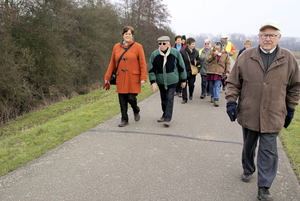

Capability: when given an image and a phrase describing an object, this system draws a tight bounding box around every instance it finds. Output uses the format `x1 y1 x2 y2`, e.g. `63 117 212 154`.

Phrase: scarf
159 47 171 70
159 47 171 89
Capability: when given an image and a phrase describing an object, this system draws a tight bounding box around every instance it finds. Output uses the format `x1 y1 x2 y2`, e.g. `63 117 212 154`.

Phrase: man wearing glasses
225 20 300 200
148 36 187 127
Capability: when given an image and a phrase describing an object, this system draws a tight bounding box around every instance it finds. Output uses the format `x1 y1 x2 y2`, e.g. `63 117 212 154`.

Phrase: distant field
293 52 300 65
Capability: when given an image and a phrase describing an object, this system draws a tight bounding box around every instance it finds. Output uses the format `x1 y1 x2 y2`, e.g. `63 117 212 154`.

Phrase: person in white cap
148 36 187 127
225 20 300 201
220 33 236 57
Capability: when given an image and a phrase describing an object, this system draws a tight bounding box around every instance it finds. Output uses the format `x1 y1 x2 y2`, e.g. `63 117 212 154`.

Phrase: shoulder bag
186 51 198 75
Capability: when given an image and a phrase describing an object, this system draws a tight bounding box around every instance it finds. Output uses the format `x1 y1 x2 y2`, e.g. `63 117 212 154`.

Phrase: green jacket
148 48 187 89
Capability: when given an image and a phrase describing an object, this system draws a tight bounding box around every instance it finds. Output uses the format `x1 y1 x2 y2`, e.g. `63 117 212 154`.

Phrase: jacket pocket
131 70 141 84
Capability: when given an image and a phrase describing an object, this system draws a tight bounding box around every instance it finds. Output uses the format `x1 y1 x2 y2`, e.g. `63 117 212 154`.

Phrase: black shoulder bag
110 42 135 85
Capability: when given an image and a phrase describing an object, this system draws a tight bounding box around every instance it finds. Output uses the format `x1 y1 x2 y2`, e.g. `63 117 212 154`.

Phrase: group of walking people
104 20 300 201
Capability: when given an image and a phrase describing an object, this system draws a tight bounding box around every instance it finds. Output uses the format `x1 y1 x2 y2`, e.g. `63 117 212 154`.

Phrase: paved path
1 65 300 200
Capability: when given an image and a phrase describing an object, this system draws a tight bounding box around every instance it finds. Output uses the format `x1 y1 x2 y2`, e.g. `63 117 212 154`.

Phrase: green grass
279 104 300 182
0 82 155 177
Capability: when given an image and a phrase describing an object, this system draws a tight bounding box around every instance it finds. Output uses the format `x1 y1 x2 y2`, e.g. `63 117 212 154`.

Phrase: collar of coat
185 46 196 54
250 45 286 71
120 40 134 48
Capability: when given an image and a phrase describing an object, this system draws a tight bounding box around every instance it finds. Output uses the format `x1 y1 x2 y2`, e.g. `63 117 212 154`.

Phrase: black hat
182 35 186 40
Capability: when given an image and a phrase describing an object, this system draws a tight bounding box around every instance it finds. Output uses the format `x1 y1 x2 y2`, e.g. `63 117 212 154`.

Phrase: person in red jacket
104 26 147 127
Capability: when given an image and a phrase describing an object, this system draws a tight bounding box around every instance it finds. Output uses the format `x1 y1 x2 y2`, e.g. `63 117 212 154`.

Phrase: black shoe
134 113 140 121
118 120 128 127
200 95 205 99
181 100 187 104
257 187 273 201
241 172 252 182
189 95 193 100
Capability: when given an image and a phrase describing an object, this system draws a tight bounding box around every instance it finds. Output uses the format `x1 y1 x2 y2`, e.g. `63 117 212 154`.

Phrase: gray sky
163 0 300 38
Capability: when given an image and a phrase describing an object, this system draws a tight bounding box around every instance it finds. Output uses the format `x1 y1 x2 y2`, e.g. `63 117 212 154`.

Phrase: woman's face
214 45 221 52
188 42 195 49
123 30 133 43
204 42 211 49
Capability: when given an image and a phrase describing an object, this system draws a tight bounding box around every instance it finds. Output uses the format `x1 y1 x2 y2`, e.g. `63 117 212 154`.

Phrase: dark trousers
158 86 176 122
118 93 140 121
176 80 182 94
200 74 207 96
242 127 279 188
182 75 196 101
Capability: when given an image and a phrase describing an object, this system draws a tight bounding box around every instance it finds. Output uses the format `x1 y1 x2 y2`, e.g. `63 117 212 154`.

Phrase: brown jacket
105 41 147 93
225 45 300 133
205 50 230 75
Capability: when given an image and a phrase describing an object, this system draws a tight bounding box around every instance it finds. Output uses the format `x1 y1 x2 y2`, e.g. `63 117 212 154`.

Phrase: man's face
245 44 251 49
175 38 182 46
221 38 228 44
158 41 170 51
259 27 281 52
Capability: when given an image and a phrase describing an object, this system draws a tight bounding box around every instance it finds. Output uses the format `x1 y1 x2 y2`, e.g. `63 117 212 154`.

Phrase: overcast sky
162 0 300 38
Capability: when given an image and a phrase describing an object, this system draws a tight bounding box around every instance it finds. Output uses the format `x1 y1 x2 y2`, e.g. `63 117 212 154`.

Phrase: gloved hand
190 59 195 65
226 101 237 122
102 82 110 90
284 106 295 128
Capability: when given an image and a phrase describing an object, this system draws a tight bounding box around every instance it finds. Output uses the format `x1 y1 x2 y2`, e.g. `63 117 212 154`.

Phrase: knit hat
182 35 186 40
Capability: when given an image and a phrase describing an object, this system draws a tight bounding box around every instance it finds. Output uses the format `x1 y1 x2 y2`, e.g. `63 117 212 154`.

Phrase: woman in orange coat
104 26 147 127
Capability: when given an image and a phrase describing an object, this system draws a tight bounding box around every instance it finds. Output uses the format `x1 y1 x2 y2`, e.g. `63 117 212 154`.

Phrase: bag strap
114 42 135 74
186 51 193 66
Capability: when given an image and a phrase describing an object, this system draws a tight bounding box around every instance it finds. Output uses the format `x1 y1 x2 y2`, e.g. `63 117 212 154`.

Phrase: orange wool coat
105 41 147 94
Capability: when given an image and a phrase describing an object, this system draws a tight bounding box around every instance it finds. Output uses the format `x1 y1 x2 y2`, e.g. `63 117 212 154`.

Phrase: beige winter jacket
225 45 300 133
205 50 230 75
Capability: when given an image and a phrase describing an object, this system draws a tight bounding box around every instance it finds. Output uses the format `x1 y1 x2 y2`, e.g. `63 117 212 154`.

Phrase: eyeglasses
204 43 210 45
260 34 280 39
158 42 168 45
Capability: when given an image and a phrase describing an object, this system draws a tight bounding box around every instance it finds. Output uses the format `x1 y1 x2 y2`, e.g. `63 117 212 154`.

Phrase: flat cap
260 20 280 31
157 36 170 41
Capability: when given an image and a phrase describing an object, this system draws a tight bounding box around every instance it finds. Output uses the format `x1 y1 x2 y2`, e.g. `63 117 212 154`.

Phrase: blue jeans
209 80 221 99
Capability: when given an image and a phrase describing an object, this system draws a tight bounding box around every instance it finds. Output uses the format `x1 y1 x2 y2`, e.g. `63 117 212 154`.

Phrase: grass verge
0 82 155 177
279 104 300 182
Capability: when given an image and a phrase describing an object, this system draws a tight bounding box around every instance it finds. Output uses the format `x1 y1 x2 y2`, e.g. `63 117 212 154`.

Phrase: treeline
194 33 300 52
0 0 173 124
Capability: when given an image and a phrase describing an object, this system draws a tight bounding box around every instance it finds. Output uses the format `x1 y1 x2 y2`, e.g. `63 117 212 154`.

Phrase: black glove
226 101 237 122
284 106 295 128
190 59 195 65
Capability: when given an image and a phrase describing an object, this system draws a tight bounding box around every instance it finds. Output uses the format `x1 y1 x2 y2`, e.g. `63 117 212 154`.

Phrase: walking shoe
157 117 164 122
118 120 128 127
181 100 187 104
178 93 182 97
189 95 193 100
222 86 226 91
210 96 214 103
200 95 205 99
257 187 273 201
164 121 170 127
214 99 219 107
241 172 252 182
134 113 140 121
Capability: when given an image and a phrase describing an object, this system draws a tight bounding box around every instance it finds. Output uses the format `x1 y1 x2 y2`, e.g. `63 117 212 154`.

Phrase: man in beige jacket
225 20 300 201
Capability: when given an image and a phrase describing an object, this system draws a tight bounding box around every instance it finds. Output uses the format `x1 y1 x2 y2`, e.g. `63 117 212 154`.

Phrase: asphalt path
1 58 300 200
